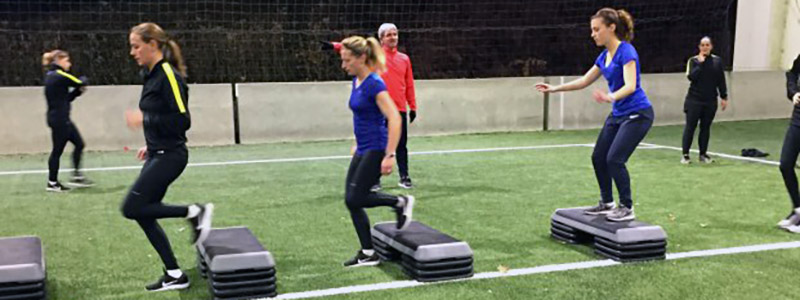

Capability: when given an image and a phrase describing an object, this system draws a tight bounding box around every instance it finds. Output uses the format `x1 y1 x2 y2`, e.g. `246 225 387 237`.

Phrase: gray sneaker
606 206 635 222
584 201 616 215
680 155 691 165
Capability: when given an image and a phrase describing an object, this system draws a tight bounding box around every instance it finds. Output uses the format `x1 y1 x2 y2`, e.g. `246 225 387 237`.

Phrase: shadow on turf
383 184 513 202
68 185 127 195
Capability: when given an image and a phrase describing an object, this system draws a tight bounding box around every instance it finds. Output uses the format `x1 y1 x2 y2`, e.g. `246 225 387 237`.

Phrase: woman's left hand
381 156 395 175
592 89 613 103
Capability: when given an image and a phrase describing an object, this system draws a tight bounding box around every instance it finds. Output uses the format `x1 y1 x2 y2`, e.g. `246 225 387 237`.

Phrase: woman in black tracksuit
122 22 213 292
42 50 93 192
777 54 800 233
681 37 728 164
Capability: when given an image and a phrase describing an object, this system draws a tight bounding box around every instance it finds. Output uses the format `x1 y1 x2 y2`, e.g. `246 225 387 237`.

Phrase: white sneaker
777 212 800 229
680 156 691 165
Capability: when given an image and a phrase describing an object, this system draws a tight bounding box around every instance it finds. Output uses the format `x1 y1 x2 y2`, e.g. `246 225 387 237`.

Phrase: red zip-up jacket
380 46 417 112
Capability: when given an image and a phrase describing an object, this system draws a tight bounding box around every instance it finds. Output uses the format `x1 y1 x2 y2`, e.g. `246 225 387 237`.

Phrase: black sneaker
398 177 413 189
394 195 415 230
46 181 70 192
145 269 190 292
68 175 95 188
342 250 380 267
606 206 636 222
188 203 214 246
370 183 382 192
584 201 615 215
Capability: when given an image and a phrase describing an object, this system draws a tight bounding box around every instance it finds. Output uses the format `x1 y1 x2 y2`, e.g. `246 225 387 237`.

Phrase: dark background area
0 0 737 86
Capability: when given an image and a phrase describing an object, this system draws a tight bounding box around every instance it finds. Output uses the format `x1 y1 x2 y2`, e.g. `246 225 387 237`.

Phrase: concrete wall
236 77 544 144
548 71 791 130
0 73 792 154
0 84 233 155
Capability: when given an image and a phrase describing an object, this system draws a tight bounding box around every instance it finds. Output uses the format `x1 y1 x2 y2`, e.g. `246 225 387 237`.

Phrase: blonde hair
341 36 386 72
42 49 68 70
130 22 187 77
592 8 635 42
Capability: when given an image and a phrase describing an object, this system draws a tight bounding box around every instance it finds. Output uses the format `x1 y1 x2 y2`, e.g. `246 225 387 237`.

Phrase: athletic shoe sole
146 282 190 292
45 187 69 193
607 214 636 222
194 203 214 247
344 260 381 268
399 196 415 231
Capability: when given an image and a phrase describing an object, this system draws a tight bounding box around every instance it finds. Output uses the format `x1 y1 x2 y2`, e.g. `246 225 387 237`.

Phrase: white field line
0 143 595 176
273 241 800 299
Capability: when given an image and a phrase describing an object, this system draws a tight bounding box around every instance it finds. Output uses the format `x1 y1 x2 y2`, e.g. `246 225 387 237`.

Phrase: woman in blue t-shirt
337 36 415 267
536 8 654 222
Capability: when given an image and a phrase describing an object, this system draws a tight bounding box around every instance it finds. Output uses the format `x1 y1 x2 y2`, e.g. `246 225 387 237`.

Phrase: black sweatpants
48 122 85 181
682 103 717 156
121 148 189 270
780 124 800 209
592 107 654 209
345 151 400 250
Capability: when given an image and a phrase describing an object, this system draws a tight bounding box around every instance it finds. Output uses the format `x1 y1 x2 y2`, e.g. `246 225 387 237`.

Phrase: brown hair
340 36 386 72
130 22 187 77
592 8 635 42
42 49 69 70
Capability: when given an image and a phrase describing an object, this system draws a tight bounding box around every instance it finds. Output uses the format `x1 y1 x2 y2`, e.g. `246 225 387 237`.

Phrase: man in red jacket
377 23 417 189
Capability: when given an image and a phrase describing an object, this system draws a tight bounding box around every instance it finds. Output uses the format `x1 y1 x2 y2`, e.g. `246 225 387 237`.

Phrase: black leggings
345 151 400 250
780 124 800 209
121 149 189 270
48 122 84 181
682 104 717 156
398 112 410 177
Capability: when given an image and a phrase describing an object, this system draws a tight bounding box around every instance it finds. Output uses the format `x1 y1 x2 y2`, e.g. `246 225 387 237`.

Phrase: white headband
378 23 398 38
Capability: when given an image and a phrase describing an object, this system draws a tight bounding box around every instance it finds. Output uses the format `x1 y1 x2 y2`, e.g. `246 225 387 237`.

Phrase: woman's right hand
793 93 800 106
350 144 357 156
136 146 148 161
535 83 557 93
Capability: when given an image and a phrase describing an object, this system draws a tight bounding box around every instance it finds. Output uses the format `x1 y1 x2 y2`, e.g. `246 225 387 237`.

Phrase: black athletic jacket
139 59 191 152
43 64 86 127
787 54 800 126
685 54 728 108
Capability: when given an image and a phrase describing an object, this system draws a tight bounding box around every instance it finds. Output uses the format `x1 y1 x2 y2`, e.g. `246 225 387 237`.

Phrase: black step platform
550 207 667 262
197 227 277 300
0 236 46 300
371 221 473 282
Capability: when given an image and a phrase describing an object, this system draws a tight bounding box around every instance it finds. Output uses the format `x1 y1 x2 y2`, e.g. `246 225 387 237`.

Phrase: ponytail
365 37 386 72
164 40 187 77
616 9 635 42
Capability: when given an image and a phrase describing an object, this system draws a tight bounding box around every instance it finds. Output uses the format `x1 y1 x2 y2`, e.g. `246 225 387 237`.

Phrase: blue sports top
349 73 388 155
594 41 652 116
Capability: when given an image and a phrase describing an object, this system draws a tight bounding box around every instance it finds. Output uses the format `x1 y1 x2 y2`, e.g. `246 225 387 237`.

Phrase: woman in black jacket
122 22 214 292
42 49 93 192
681 37 728 164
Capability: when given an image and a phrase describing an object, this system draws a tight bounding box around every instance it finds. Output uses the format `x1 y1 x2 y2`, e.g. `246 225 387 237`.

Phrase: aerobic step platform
371 221 473 282
551 207 667 262
0 236 46 300
197 227 277 300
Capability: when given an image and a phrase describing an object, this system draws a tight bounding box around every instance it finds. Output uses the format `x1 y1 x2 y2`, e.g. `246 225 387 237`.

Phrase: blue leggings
592 107 654 209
